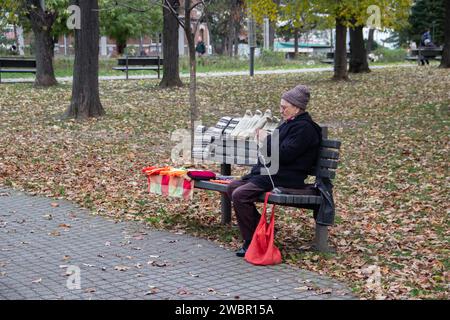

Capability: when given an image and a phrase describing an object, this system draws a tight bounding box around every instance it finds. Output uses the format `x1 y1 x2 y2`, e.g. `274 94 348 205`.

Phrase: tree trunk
333 18 349 81
27 0 57 87
17 26 25 55
227 0 239 57
367 28 375 53
188 37 197 159
349 25 370 73
159 0 183 88
52 36 57 57
139 35 144 55
116 39 127 55
184 0 198 160
66 0 104 119
269 0 281 50
439 0 450 68
294 28 300 59
236 0 244 56
219 41 225 55
269 22 275 50
234 11 242 57
227 16 235 56
13 23 18 51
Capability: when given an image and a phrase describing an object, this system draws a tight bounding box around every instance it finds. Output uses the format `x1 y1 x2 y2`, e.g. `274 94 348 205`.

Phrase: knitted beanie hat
281 85 310 110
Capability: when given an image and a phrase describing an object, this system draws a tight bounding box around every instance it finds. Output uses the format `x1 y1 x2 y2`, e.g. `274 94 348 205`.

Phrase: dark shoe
236 247 247 257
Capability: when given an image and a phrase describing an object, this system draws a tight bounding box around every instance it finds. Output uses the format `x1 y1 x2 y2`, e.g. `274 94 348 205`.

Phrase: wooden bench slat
216 138 341 151
218 138 258 150
113 66 160 71
0 59 37 68
194 180 228 193
315 169 336 179
117 57 163 66
262 193 322 205
319 149 340 160
0 69 36 73
213 154 339 170
212 155 258 165
194 181 323 206
318 159 339 169
215 147 258 158
321 139 341 149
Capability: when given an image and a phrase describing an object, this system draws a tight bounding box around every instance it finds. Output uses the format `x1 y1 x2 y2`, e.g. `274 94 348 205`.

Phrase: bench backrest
117 56 163 66
309 128 341 180
0 58 37 68
196 119 341 181
411 48 443 58
326 52 350 59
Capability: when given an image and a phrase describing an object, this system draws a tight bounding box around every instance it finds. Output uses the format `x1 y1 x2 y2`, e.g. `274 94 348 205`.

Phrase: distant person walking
421 29 432 47
419 29 435 66
195 38 206 57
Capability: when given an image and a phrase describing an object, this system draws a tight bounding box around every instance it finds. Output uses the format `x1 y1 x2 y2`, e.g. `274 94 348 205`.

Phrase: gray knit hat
282 85 310 110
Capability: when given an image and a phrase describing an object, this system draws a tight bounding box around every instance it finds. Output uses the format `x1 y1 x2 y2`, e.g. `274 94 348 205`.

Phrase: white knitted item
230 110 253 137
262 116 281 132
238 110 275 138
237 110 263 138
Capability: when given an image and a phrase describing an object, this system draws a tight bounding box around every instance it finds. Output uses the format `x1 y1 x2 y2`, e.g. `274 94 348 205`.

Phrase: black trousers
226 180 269 241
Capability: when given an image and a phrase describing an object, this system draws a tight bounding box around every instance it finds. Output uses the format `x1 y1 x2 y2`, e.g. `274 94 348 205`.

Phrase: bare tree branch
189 0 204 13
93 0 151 12
192 3 207 36
162 0 185 29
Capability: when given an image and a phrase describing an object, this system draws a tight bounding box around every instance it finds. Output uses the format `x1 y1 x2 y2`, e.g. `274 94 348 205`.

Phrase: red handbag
245 193 282 266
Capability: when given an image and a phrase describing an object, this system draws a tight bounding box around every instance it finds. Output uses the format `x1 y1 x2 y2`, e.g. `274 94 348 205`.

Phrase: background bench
113 56 163 80
407 47 443 63
320 51 350 64
0 58 36 83
193 118 341 252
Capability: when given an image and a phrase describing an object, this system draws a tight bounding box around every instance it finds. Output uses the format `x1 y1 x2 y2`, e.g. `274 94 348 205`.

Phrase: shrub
373 48 407 63
259 50 286 66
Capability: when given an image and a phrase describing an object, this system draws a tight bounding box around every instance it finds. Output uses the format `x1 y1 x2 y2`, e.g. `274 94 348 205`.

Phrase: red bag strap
262 192 270 216
262 192 276 220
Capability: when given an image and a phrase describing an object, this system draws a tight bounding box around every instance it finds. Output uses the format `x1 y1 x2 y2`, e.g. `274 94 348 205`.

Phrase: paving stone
0 187 355 300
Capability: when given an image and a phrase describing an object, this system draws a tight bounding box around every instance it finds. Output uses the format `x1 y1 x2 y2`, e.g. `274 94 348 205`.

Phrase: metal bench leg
220 164 232 224
313 223 335 253
221 193 231 225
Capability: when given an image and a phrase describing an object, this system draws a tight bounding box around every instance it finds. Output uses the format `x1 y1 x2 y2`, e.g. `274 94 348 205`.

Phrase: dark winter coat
242 112 322 190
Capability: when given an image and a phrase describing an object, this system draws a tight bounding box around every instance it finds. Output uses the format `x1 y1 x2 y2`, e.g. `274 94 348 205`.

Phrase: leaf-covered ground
0 67 448 299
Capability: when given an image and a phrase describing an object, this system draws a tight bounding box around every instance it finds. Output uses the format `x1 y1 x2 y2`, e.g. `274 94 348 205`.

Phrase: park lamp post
248 17 257 77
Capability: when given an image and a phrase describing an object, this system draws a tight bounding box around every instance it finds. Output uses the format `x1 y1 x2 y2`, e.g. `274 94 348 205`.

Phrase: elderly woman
226 85 322 257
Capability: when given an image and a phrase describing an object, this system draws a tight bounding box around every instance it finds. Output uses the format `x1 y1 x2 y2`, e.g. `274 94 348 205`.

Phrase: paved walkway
0 187 355 300
1 64 415 83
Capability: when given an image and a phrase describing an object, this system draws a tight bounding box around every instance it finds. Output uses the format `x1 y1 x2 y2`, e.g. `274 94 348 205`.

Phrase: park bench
193 117 342 253
113 55 163 80
406 47 443 64
0 57 36 83
320 51 350 64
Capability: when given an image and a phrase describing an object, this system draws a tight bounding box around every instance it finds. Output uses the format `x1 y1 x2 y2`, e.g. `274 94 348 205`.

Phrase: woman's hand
255 129 269 145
